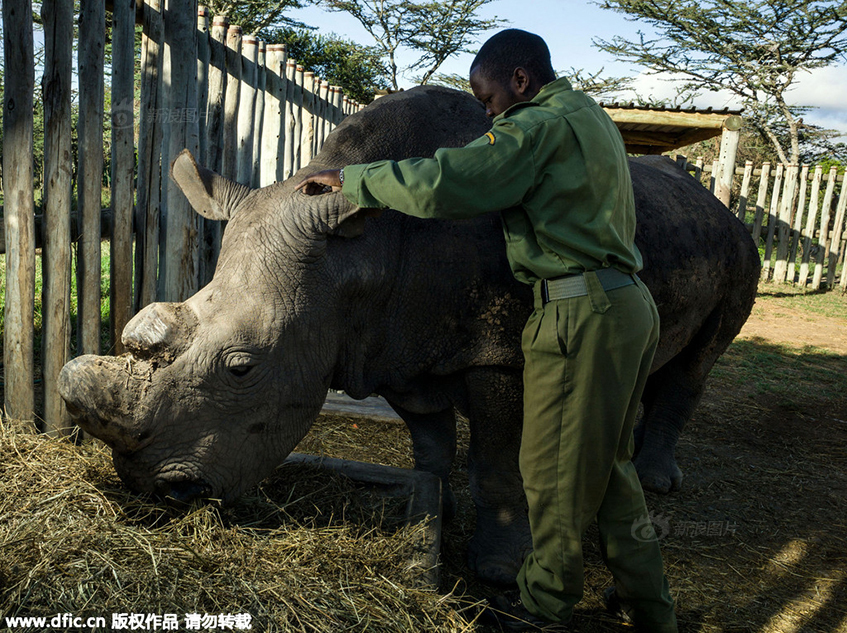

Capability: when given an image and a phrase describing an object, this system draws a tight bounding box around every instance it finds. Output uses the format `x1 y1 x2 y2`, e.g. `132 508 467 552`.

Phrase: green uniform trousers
516 271 677 632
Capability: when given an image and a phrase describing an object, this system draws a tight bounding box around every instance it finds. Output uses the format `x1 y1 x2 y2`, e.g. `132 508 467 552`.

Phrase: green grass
754 281 847 318
0 245 113 361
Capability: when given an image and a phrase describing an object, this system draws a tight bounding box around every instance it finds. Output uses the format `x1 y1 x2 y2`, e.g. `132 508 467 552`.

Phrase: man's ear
170 149 253 221
512 67 531 96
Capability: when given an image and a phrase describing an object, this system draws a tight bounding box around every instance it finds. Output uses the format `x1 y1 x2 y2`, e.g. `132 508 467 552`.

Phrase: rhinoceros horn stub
122 302 198 362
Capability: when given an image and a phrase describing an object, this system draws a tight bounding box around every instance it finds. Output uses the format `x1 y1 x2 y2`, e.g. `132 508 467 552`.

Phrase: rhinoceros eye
229 365 253 378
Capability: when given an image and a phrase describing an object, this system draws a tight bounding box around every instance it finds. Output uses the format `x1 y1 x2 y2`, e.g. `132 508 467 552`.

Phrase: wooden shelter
602 103 743 206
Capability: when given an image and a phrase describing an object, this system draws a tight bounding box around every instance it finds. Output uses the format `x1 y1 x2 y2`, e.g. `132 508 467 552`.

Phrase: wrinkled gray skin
59 86 759 585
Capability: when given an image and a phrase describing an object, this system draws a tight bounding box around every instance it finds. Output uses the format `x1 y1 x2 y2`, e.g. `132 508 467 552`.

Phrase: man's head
469 29 556 118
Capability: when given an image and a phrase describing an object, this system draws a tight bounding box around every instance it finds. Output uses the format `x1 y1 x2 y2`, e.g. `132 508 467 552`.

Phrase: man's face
470 68 524 118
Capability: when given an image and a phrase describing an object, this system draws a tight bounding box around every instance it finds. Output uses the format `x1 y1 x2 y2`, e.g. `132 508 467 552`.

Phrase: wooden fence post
41 0 74 434
752 162 770 244
787 164 810 274
251 40 266 188
761 163 784 280
300 71 316 169
160 0 200 303
282 60 297 181
826 176 847 288
736 160 754 223
317 80 330 152
798 166 823 288
135 0 164 310
222 25 242 182
109 0 136 355
260 44 284 187
199 15 227 287
812 167 838 291
773 164 798 284
76 0 105 355
290 65 305 176
196 7 210 167
205 16 228 172
2 0 36 425
236 35 259 186
715 123 741 207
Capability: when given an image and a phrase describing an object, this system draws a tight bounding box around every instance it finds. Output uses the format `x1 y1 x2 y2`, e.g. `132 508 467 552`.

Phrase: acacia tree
202 0 313 34
321 0 504 89
594 0 847 164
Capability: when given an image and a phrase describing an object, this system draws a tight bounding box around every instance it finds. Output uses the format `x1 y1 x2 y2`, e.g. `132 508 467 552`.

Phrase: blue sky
287 0 847 136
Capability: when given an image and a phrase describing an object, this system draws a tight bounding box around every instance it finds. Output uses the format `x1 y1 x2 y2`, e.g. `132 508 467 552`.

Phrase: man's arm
298 119 536 220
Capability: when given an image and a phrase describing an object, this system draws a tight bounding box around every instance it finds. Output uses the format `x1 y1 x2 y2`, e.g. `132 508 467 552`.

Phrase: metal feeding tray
283 453 443 588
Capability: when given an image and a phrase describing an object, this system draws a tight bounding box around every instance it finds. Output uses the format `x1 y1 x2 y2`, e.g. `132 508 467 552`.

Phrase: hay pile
0 422 479 632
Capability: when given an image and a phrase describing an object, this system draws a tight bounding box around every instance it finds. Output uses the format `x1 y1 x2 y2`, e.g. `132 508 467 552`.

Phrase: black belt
540 268 636 304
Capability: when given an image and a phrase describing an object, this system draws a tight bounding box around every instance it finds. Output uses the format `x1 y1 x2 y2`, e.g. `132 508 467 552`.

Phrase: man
297 29 677 632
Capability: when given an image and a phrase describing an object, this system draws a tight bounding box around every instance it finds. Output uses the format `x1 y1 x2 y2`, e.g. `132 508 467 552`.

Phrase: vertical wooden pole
260 44 283 187
200 15 228 287
715 124 741 207
773 164 798 284
251 41 266 188
196 6 210 167
787 164 810 279
205 16 228 173
160 0 200 303
317 80 330 152
708 160 719 195
812 167 838 291
136 0 164 310
332 85 344 127
761 163 784 280
291 65 305 175
798 166 823 288
736 160 754 223
282 60 297 181
694 156 704 184
236 35 258 186
300 71 316 169
752 162 770 244
2 0 36 425
222 25 242 182
77 0 105 355
42 0 74 433
109 0 136 354
826 176 847 288
274 45 290 184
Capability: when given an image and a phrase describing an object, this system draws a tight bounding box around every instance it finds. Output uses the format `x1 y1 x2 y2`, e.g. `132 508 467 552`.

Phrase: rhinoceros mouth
153 476 212 504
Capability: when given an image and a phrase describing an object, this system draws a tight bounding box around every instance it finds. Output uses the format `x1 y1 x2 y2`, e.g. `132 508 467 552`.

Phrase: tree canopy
594 0 847 164
266 28 391 102
321 0 505 89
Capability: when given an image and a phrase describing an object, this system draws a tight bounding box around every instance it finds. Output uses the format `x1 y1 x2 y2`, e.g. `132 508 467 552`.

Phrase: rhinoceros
59 85 759 585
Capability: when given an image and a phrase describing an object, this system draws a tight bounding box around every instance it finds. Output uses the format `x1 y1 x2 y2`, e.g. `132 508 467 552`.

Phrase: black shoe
603 586 634 625
482 590 570 631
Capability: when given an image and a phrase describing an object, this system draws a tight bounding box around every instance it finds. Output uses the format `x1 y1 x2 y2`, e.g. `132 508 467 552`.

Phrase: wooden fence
676 156 847 292
1 1 363 433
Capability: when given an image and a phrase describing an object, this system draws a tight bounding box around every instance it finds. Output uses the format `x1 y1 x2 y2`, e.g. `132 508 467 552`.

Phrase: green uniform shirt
341 77 642 285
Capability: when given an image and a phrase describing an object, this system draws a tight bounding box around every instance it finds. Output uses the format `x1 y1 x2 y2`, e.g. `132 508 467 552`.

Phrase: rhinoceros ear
170 149 252 221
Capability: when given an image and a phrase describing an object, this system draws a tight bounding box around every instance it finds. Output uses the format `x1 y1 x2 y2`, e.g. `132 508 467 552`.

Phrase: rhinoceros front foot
634 446 683 494
467 507 532 586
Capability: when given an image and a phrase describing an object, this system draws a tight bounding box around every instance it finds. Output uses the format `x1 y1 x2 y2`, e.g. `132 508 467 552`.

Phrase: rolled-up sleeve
341 119 537 220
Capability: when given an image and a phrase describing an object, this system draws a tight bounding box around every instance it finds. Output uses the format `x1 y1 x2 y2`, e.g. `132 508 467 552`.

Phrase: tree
321 0 505 90
594 0 847 164
203 0 314 34
267 28 391 102
432 67 633 101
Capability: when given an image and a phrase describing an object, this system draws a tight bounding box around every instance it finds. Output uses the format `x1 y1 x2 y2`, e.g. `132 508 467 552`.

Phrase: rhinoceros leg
390 403 459 521
463 367 531 586
635 303 739 494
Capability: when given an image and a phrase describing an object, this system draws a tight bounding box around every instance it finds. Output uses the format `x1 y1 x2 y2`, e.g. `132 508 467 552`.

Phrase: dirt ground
302 285 847 632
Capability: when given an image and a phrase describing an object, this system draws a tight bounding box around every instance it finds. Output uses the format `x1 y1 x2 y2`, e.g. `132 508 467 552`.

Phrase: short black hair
470 29 556 86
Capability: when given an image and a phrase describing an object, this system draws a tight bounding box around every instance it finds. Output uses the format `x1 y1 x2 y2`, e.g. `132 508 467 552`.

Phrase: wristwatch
339 168 344 186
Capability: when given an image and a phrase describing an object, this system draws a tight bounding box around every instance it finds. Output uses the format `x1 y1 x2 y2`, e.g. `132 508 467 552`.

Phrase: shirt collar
493 76 575 122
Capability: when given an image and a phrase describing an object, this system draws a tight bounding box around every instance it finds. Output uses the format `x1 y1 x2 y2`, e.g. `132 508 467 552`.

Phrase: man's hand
296 169 343 195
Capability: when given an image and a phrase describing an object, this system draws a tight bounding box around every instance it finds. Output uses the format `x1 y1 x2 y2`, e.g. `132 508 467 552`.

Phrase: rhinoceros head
59 150 376 503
